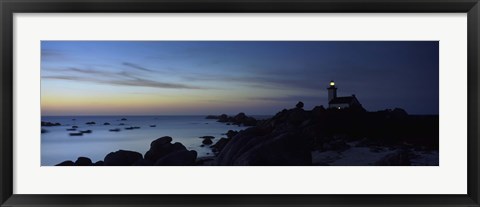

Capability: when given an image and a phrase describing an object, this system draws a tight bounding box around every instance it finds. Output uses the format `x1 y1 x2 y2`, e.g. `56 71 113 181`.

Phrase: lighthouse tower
327 80 337 102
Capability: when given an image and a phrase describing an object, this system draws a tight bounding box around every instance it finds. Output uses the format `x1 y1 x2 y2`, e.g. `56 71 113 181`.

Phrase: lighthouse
327 80 363 110
327 80 337 102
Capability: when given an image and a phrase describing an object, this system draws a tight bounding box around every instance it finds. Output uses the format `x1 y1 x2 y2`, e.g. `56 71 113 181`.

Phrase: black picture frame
1 0 479 206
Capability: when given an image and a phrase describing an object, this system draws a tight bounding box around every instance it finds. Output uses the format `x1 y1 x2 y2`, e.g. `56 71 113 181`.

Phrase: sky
41 41 439 116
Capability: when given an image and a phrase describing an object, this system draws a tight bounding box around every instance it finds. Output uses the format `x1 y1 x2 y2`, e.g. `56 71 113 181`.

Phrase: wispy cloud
122 62 156 73
43 65 207 90
183 73 322 90
249 95 324 102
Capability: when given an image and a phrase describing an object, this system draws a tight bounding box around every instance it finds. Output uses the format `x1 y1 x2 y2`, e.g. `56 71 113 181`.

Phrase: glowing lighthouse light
330 81 335 86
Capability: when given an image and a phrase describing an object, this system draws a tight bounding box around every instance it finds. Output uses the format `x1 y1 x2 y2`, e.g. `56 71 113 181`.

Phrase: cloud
122 62 156 73
249 95 324 102
41 49 68 61
43 66 207 90
183 73 322 90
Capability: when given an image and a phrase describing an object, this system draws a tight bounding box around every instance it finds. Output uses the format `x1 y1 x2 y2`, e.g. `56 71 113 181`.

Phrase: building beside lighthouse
327 80 362 110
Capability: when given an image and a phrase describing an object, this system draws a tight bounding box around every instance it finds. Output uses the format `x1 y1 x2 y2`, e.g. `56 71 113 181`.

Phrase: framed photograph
1 0 479 206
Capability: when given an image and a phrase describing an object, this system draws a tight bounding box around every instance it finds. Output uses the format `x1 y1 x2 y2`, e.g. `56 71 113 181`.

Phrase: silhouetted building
327 80 362 109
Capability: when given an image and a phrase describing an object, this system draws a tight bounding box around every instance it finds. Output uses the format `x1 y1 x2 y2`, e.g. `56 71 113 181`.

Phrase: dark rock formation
199 136 215 139
206 113 257 126
154 150 197 166
296 101 304 109
216 127 312 166
205 115 219 119
41 121 61 127
202 138 213 145
75 157 92 166
144 136 188 162
225 130 238 139
56 160 75 166
104 150 143 166
94 161 104 166
104 122 111 125
211 138 230 154
86 121 96 125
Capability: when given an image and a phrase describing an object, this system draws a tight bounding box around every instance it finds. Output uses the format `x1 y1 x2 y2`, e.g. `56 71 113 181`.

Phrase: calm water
41 116 264 166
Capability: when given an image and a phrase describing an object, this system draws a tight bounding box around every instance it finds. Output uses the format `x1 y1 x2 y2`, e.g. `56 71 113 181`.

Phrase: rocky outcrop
55 136 197 166
143 136 197 165
206 113 257 126
216 127 312 166
56 160 75 166
104 150 143 166
154 150 197 166
75 157 93 166
202 138 213 145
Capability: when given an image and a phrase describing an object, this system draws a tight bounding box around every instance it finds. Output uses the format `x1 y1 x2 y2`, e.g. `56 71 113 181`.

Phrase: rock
199 136 215 139
374 150 412 166
296 101 304 109
154 150 197 166
202 138 213 145
75 157 92 166
104 122 111 125
144 137 187 162
104 150 143 166
321 139 350 152
41 121 61 126
226 130 238 138
392 108 408 119
86 121 96 125
151 136 173 146
211 138 230 154
216 127 312 166
287 108 309 126
93 161 104 166
132 159 154 166
56 160 74 166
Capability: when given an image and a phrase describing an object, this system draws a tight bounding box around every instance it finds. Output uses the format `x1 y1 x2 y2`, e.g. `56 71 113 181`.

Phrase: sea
41 115 269 166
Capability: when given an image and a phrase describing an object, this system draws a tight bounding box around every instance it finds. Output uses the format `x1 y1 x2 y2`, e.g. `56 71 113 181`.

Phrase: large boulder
104 150 143 166
75 157 92 166
154 150 197 166
216 127 312 166
225 130 238 138
144 136 187 162
211 137 230 154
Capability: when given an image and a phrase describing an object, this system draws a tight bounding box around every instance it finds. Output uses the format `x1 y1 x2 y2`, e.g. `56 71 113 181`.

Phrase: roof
329 96 357 104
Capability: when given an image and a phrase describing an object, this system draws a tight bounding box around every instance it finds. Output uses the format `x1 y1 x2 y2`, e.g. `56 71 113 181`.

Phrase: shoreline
49 104 439 166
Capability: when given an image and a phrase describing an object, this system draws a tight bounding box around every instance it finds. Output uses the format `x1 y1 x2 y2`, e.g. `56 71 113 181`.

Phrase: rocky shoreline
54 102 439 166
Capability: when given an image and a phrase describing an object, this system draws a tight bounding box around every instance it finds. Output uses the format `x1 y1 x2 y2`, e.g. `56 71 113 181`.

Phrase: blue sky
41 41 439 115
